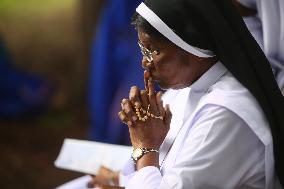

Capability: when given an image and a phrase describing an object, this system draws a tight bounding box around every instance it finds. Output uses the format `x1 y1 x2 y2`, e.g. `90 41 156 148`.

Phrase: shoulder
205 71 263 115
197 72 272 145
188 104 262 149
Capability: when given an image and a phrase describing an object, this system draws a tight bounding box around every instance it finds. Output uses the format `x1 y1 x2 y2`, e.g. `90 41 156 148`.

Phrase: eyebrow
138 41 152 51
138 40 162 52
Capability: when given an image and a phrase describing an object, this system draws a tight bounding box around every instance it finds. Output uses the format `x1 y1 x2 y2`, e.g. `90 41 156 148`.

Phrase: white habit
120 62 282 189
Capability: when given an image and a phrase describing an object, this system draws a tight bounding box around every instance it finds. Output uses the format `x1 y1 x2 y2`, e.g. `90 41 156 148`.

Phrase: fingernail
134 101 141 107
127 121 132 126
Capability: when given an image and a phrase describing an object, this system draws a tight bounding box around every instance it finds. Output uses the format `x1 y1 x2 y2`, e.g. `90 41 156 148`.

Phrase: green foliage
0 0 75 17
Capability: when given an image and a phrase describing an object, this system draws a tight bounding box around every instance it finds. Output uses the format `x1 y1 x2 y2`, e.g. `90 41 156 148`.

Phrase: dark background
0 0 105 188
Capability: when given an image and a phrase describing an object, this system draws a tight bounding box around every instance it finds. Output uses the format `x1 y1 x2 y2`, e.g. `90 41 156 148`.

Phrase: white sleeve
121 105 265 189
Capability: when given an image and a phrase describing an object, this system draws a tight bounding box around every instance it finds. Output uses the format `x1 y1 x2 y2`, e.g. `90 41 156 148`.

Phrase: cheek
154 60 185 84
155 54 188 78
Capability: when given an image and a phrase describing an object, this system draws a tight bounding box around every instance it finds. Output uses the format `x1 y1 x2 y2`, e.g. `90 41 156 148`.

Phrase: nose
141 57 154 70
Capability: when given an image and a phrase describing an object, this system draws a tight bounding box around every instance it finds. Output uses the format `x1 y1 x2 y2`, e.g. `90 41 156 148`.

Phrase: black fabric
143 0 284 185
144 0 216 51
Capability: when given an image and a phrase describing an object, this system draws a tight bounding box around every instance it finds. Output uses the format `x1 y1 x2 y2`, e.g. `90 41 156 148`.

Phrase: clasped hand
118 71 172 149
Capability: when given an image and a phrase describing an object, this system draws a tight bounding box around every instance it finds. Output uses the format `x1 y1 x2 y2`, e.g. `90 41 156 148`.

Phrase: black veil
143 0 284 185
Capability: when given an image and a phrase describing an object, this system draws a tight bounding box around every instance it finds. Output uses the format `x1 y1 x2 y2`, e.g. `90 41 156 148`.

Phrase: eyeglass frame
138 41 158 63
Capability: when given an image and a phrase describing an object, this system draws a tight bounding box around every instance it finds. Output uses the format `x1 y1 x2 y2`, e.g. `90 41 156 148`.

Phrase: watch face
132 148 143 160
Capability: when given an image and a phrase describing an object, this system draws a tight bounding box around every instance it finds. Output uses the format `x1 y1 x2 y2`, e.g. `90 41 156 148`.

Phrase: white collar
190 61 228 93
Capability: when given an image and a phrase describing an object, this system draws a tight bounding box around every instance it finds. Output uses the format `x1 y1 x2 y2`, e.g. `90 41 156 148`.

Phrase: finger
156 91 165 116
87 180 94 188
99 166 113 176
86 176 97 188
100 165 109 171
129 86 142 108
148 77 155 96
164 104 172 126
144 70 150 92
120 98 127 109
118 111 133 126
121 99 138 123
98 166 107 175
88 177 103 188
148 77 158 114
140 90 149 109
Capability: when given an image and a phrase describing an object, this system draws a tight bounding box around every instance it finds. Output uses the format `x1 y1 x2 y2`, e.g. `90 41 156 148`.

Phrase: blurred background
0 0 105 188
0 0 145 188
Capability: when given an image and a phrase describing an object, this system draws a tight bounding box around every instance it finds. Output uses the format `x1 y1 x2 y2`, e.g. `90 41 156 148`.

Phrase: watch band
131 147 159 164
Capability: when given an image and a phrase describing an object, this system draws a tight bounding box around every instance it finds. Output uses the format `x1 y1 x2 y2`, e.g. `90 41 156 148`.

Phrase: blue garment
88 0 143 145
0 38 11 68
0 37 54 118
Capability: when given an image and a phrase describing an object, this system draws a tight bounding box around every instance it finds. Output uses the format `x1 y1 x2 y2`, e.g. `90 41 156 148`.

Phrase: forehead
137 30 187 56
138 30 167 47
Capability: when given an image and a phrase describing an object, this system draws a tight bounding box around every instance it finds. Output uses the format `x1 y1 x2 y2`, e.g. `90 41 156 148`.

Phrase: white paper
54 138 132 175
55 175 94 189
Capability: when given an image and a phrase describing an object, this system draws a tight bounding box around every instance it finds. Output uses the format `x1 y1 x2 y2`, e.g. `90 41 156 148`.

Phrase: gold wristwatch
131 147 159 164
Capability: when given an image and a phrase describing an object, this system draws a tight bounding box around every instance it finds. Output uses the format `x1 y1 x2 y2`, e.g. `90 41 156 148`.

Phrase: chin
170 85 188 90
156 81 170 90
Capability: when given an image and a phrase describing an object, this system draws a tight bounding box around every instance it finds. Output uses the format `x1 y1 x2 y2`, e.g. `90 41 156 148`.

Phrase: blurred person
0 36 54 118
233 0 284 91
88 0 142 145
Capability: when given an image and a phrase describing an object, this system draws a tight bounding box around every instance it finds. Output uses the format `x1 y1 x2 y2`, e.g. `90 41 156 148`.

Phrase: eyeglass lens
138 42 154 62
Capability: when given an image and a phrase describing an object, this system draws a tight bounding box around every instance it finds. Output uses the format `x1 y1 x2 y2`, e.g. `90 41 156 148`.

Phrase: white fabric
55 175 95 189
120 62 281 189
136 3 215 58
238 0 284 88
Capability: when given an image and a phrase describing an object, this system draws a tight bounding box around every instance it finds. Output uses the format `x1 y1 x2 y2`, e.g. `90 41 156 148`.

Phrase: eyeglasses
138 41 158 63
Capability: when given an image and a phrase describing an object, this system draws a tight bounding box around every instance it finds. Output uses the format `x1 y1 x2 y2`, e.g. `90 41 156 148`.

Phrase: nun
116 0 284 188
